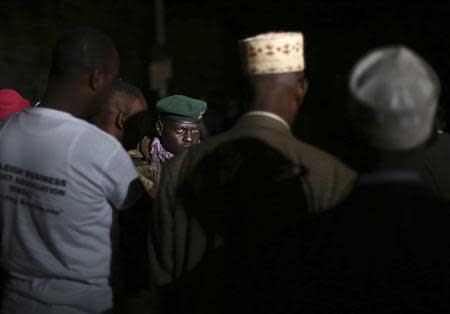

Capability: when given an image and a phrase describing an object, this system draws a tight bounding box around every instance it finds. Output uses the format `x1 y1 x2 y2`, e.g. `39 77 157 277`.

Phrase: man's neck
249 101 291 125
95 123 121 141
358 146 425 173
245 110 290 129
41 86 89 120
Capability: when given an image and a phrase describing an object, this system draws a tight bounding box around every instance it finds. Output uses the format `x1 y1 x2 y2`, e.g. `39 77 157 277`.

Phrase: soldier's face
157 119 201 155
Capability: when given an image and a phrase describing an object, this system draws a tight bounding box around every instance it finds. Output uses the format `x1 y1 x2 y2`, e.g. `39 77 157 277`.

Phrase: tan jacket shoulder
180 114 356 211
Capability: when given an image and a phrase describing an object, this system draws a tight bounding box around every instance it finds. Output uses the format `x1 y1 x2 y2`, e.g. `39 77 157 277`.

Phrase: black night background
1 0 449 161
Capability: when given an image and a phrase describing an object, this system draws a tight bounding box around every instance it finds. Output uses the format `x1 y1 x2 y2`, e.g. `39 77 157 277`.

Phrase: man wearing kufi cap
148 32 356 288
300 46 450 312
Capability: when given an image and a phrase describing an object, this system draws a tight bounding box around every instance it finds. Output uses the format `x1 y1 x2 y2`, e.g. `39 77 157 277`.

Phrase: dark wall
0 0 153 103
165 1 450 159
2 0 449 160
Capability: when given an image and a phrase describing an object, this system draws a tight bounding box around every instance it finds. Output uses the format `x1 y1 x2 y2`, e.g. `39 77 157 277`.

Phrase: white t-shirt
0 107 139 307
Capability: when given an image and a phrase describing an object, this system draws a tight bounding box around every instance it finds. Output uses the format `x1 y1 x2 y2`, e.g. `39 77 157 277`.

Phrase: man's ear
156 119 164 137
89 69 105 93
286 79 309 125
115 112 126 130
295 78 309 106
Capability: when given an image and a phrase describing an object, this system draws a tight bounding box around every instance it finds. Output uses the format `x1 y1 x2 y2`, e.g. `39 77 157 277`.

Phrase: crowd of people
1 25 450 314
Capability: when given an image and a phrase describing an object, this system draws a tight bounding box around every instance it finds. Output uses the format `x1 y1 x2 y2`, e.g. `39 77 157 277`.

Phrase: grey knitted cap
349 46 440 150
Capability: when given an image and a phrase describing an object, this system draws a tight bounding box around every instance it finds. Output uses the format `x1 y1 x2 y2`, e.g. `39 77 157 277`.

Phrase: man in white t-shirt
0 26 144 314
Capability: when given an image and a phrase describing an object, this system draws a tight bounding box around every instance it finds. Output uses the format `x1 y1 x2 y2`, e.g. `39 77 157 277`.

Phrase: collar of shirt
357 169 421 186
244 111 290 130
148 137 174 163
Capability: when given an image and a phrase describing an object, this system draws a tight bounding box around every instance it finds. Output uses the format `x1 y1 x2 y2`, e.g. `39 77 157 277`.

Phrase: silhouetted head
177 138 315 314
181 138 310 241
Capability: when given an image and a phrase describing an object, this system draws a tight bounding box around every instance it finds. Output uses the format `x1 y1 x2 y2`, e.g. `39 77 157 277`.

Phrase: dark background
1 0 449 161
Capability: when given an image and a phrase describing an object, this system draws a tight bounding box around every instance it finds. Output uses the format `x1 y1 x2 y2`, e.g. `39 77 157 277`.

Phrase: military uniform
128 137 159 198
129 96 207 199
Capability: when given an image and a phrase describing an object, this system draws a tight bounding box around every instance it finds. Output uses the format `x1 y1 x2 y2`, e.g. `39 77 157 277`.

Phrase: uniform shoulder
128 149 144 160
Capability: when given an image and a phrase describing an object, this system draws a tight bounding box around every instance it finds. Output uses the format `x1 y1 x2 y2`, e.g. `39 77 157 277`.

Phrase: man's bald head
246 71 308 126
248 71 305 95
42 26 120 120
103 80 146 113
50 26 118 81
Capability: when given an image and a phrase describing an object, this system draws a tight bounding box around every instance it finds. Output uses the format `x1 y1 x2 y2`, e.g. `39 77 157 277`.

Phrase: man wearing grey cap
148 32 356 289
301 46 450 312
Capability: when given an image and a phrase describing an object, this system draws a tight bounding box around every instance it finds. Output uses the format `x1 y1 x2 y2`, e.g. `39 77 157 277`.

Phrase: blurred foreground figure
0 27 144 314
302 46 450 313
164 138 311 314
0 89 29 122
148 31 355 288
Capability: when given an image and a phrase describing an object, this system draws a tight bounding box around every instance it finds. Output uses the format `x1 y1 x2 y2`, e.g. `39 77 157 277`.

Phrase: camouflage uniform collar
128 136 151 160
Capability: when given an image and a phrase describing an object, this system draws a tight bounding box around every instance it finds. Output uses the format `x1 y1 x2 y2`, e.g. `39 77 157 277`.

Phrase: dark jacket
301 171 450 313
420 132 450 201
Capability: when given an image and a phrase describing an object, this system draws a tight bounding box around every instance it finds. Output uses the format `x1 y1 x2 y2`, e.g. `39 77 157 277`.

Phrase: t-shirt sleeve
102 146 141 210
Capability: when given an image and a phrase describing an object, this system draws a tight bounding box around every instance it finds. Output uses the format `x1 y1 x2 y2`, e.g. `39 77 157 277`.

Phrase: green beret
156 95 207 123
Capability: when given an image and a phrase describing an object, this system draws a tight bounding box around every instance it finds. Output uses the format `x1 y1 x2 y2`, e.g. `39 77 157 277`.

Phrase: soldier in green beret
155 94 207 154
129 94 207 196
